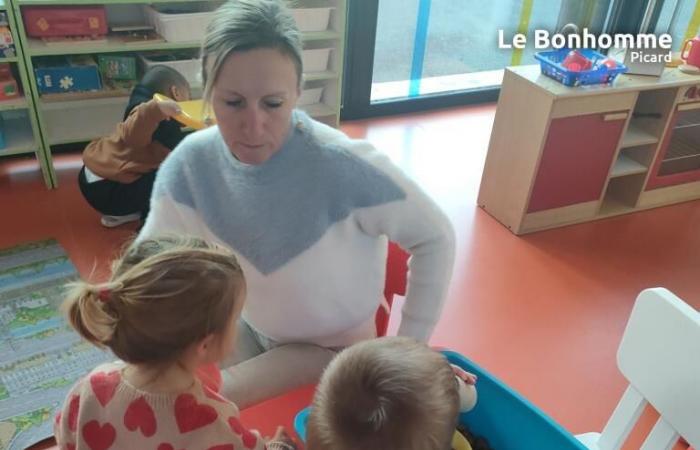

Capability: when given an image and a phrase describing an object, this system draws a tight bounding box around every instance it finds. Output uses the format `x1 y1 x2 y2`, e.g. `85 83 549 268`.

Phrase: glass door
342 0 626 119
371 0 611 102
654 0 700 51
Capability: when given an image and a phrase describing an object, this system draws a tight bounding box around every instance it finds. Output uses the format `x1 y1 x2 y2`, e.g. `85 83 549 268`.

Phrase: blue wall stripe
409 0 432 97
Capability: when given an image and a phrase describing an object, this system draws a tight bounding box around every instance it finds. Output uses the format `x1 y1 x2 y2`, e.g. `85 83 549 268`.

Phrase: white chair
576 288 700 450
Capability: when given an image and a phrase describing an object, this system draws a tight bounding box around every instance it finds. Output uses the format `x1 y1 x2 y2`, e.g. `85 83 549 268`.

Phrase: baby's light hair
306 336 459 450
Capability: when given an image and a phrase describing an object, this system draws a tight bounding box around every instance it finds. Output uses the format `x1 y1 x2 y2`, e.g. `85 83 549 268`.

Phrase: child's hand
266 426 297 450
451 364 477 385
157 99 182 118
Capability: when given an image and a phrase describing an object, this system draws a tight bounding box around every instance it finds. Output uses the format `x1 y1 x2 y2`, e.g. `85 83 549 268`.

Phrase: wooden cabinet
479 66 700 235
528 111 627 212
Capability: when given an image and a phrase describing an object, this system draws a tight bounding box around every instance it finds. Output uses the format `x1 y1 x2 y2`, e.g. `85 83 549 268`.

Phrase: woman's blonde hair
62 236 245 365
306 336 460 450
200 0 303 105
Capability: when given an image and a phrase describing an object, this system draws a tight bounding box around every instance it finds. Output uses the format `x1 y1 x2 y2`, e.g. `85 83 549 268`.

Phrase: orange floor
3 104 698 449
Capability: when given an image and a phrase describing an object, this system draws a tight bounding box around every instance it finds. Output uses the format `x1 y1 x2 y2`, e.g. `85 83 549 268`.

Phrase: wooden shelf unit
479 65 700 234
9 0 347 188
622 120 659 148
0 0 47 186
610 154 648 178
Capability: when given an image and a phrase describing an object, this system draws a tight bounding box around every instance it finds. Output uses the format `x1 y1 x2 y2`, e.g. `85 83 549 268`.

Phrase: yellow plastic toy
452 430 473 450
152 93 215 130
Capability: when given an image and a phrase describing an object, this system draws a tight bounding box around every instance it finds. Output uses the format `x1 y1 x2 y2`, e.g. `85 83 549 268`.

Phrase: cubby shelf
4 0 347 188
610 154 648 178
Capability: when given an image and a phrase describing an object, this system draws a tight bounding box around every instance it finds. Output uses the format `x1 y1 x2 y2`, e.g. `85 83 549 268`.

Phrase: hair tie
98 288 111 302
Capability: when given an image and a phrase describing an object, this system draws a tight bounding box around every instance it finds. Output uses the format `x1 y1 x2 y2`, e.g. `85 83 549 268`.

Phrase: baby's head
306 336 460 450
63 236 244 369
141 65 191 101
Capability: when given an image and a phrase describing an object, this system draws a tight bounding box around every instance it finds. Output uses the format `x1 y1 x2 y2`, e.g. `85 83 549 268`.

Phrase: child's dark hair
62 236 244 365
306 336 460 450
140 65 190 96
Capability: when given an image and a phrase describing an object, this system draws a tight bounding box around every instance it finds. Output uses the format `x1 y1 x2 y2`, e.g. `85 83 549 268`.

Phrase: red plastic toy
562 50 593 72
23 6 107 38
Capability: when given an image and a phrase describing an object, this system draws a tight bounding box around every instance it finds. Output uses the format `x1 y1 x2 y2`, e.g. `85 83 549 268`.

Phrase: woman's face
212 48 300 165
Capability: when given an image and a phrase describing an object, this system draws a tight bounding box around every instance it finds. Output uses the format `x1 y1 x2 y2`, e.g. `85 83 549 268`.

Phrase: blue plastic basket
294 350 588 449
534 48 627 87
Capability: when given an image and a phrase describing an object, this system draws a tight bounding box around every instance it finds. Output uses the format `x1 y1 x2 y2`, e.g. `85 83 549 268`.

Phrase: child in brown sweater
79 65 190 228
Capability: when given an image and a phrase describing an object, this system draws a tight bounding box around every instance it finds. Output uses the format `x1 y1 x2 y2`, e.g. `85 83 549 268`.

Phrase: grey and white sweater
140 111 455 347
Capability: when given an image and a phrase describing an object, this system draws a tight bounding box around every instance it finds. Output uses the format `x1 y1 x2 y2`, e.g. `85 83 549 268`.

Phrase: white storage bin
302 48 332 72
298 87 324 106
139 54 202 87
144 5 215 42
291 8 333 32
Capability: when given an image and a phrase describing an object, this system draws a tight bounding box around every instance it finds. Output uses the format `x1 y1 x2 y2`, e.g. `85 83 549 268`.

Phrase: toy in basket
153 93 214 130
294 350 588 450
535 48 627 87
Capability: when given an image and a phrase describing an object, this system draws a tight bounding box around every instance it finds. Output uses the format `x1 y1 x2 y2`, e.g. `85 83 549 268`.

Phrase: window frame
341 0 658 120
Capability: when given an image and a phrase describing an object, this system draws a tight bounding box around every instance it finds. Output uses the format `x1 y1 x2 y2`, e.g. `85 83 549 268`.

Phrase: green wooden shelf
27 32 341 56
26 36 201 56
3 0 347 188
301 103 336 117
16 0 211 4
303 31 342 41
0 146 35 156
305 71 339 82
0 117 36 156
0 97 27 111
0 0 53 187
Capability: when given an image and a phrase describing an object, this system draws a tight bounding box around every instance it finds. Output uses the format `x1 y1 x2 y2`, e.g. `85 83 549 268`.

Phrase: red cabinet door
528 112 626 213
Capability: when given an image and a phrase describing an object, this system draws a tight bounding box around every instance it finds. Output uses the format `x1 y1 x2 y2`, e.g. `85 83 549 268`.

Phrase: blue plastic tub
294 350 588 449
534 48 627 87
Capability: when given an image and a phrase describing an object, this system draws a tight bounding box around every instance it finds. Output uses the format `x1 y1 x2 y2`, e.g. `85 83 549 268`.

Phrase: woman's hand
266 426 298 450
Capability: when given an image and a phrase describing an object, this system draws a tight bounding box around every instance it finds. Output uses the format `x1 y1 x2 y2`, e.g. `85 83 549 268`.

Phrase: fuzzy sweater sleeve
343 138 456 341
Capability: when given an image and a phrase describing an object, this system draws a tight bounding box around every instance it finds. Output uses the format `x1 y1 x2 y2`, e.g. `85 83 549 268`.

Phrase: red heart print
68 395 80 432
124 396 157 437
241 429 258 449
228 417 243 434
207 446 234 450
174 394 218 433
90 371 120 407
227 417 257 449
82 420 116 450
65 444 76 450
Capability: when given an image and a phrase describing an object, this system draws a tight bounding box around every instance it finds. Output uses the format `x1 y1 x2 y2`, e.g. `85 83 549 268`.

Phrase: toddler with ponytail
56 236 296 450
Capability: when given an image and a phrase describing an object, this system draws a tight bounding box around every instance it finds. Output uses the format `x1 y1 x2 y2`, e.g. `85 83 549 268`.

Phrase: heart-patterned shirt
55 362 288 450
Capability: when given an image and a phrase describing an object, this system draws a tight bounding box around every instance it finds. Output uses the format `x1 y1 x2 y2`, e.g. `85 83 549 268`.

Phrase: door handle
603 112 629 121
678 102 700 111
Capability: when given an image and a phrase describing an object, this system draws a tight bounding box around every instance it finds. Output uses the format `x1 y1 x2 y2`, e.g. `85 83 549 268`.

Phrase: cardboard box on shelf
35 55 102 94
